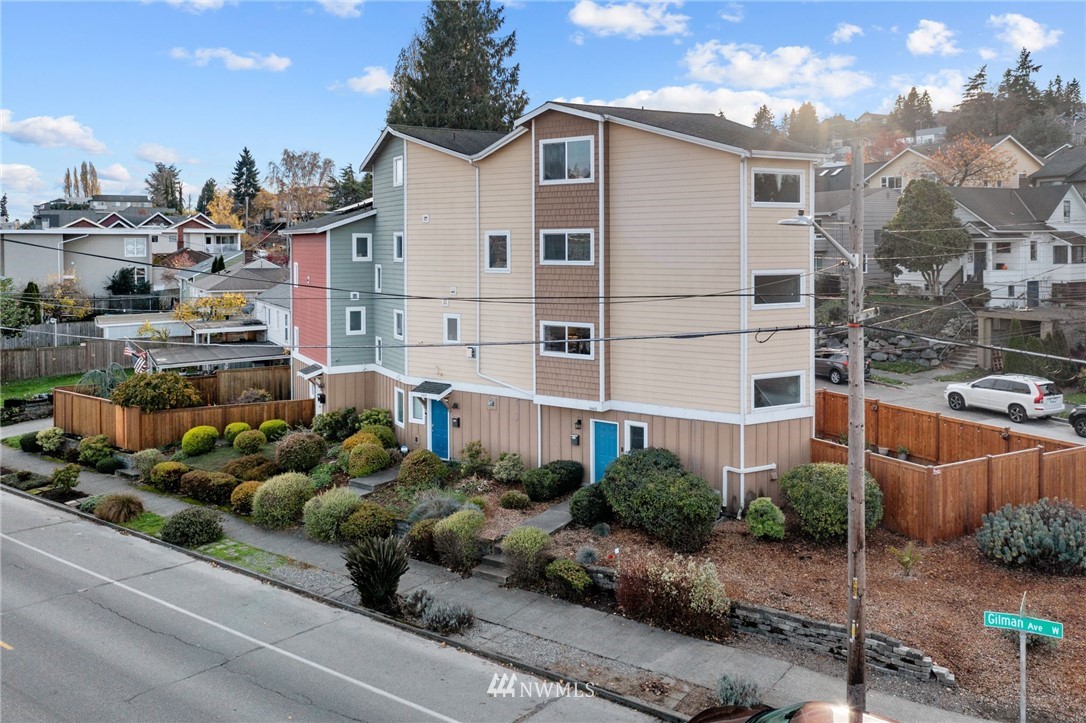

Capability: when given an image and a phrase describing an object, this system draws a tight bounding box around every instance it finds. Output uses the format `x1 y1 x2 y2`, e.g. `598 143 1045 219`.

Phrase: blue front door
430 399 450 460
591 420 619 483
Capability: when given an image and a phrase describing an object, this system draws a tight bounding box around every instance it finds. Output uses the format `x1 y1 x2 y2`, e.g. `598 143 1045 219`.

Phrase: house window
753 273 803 306
1030 240 1037 261
375 337 383 365
1007 285 1015 298
345 307 366 335
393 232 404 262
132 266 147 285
293 262 299 284
393 309 404 340
285 316 290 343
352 233 372 261
486 231 510 272
753 170 802 205
753 373 803 409
540 137 593 183
1065 200 1072 222
814 253 827 271
409 393 426 424
375 264 383 293
540 322 594 359
1054 245 1069 264
392 156 404 187
444 314 460 344
394 387 405 428
995 242 1011 254
540 229 593 265
880 176 902 189
624 421 648 453
1074 246 1086 264
124 237 147 257
293 326 299 348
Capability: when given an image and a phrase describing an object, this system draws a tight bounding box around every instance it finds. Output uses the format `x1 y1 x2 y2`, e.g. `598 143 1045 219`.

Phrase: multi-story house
869 135 1043 190
288 103 821 509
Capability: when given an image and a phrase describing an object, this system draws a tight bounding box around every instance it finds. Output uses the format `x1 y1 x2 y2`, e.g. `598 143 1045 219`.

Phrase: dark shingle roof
551 102 821 154
255 282 292 309
816 162 885 192
283 203 374 233
948 187 1069 230
191 266 287 293
1031 145 1086 181
390 125 508 156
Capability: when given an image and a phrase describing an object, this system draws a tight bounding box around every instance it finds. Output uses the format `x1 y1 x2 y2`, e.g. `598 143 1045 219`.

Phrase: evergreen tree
890 87 936 137
210 255 225 274
997 48 1043 132
0 193 7 220
0 278 32 337
326 164 372 209
145 163 184 213
949 66 998 138
751 105 777 134
387 0 528 131
1015 112 1071 156
79 162 90 199
787 102 820 147
196 179 217 215
231 147 261 209
20 280 42 325
63 169 73 197
88 162 100 195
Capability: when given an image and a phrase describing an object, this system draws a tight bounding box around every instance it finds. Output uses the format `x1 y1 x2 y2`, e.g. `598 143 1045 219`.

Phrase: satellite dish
242 302 255 314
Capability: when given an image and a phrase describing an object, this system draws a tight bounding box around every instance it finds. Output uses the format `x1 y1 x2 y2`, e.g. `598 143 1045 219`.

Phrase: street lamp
778 139 867 721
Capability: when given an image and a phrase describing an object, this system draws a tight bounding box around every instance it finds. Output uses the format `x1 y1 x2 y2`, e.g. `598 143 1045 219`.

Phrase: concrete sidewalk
0 441 988 723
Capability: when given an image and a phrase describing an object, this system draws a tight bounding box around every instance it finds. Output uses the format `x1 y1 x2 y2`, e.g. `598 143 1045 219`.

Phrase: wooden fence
0 339 146 382
0 320 100 350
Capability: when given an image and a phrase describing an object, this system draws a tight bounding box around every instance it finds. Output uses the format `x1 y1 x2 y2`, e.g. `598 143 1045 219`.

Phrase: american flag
123 342 135 358
133 352 148 374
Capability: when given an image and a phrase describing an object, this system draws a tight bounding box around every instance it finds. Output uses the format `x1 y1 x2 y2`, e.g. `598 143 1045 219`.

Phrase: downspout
532 119 542 467
598 119 606 407
737 156 749 514
727 463 778 519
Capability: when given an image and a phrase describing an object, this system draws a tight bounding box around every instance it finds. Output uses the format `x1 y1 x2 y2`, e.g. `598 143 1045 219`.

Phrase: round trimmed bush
501 526 552 584
546 559 592 600
343 430 381 452
150 461 189 493
179 470 212 498
600 447 683 521
408 493 468 523
223 422 251 444
359 424 396 449
233 429 267 455
251 472 314 529
161 508 223 547
35 426 66 453
303 487 364 542
93 493 144 524
19 432 43 454
407 518 439 560
222 453 277 481
259 419 289 442
110 372 203 412
780 463 883 542
79 495 106 513
132 448 167 484
499 490 531 510
348 443 390 478
181 425 219 456
977 499 1086 574
78 435 113 467
340 501 397 542
432 509 485 574
202 473 241 505
230 481 262 515
95 457 125 475
523 460 583 502
398 449 450 487
311 407 362 442
492 452 526 484
569 484 611 527
745 497 785 541
275 430 326 473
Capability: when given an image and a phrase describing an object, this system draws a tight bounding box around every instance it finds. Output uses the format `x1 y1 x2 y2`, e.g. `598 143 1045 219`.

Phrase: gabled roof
391 125 508 156
816 162 885 192
138 212 174 227
281 202 376 234
1030 145 1086 182
98 212 135 228
947 187 1072 231
254 281 292 309
156 247 212 269
866 135 1043 182
171 213 216 230
189 263 287 293
62 217 104 228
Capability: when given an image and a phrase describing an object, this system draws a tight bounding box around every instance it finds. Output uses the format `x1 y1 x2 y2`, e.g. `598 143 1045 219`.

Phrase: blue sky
2 1 1083 220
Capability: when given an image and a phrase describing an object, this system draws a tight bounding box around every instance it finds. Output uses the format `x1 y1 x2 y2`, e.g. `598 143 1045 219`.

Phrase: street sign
984 611 1064 639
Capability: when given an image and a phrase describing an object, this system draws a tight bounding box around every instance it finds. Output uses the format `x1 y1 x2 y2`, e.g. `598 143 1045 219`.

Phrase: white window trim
539 320 595 360
409 392 426 424
375 336 383 366
751 370 806 412
352 233 372 262
539 135 594 185
393 232 404 262
392 156 404 187
880 176 902 189
624 420 648 453
443 313 461 344
751 167 805 208
345 306 366 336
539 228 594 266
375 264 383 293
394 387 405 428
292 262 299 284
485 230 511 273
751 270 805 309
124 237 147 258
393 309 405 340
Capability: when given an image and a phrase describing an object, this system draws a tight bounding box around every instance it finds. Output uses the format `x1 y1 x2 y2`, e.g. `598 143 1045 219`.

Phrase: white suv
944 374 1064 423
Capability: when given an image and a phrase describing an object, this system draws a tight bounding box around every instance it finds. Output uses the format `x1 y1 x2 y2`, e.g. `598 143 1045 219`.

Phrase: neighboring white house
252 281 291 348
183 257 287 301
94 312 191 340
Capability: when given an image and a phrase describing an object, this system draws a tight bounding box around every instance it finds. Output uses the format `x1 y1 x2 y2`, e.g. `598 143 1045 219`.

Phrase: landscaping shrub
523 460 583 502
340 501 397 542
407 518 439 560
93 493 144 524
716 674 760 707
617 553 730 639
309 462 337 492
342 430 381 452
223 422 251 444
575 546 599 566
150 461 189 493
235 387 272 404
132 449 167 484
200 473 240 505
348 443 390 478
745 497 786 541
19 432 42 454
95 457 125 475
492 452 525 484
398 449 449 487
78 435 114 467
35 426 65 453
499 490 531 510
359 407 392 428
275 430 326 473
569 484 611 527
251 472 313 529
311 407 362 442
170 450 188 462
780 463 883 542
545 559 592 600
63 448 81 464
444 459 462 482
977 499 1086 575
501 526 552 585
459 440 491 478
420 601 475 635
407 493 467 523
343 535 409 612
111 372 203 412
233 429 267 455
600 447 684 521
303 487 363 542
402 588 435 618
222 453 277 482
179 469 212 497
359 424 396 449
432 508 485 574
259 419 290 441
230 481 261 515
161 508 223 547
467 495 488 512
181 425 219 456
78 495 106 513
593 522 611 537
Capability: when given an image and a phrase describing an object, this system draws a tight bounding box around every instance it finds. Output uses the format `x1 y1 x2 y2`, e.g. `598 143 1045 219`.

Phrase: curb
2 485 685 723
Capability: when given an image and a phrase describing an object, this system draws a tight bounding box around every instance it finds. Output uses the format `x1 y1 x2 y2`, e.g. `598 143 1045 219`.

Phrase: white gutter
598 118 606 406
737 157 749 513
532 119 541 466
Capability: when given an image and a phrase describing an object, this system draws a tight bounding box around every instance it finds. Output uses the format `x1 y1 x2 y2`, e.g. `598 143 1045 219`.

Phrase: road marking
1 532 460 723
0 641 12 650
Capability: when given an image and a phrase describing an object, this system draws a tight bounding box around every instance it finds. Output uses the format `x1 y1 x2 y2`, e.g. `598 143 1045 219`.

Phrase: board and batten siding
328 216 376 368
605 123 743 413
291 231 327 365
371 137 407 375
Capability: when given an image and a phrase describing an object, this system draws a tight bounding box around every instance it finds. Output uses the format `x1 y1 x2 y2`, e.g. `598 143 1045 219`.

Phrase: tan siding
736 416 812 506
878 144 1041 188
446 391 538 467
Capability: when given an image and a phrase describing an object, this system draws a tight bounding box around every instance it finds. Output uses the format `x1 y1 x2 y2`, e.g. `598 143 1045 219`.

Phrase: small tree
19 280 42 325
206 189 243 229
920 133 1016 187
40 274 93 320
196 178 217 215
1 277 33 336
105 267 150 296
172 292 247 322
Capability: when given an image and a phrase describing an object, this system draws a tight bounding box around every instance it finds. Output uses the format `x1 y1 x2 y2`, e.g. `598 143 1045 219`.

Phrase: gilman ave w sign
983 611 1064 639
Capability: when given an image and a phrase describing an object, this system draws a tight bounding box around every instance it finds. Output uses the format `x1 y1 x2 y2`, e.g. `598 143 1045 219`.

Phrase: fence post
986 454 995 513
927 467 939 545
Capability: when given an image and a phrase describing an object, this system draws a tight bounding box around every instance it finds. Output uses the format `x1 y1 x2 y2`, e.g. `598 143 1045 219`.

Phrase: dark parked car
814 348 870 385
690 701 898 723
1069 404 1086 438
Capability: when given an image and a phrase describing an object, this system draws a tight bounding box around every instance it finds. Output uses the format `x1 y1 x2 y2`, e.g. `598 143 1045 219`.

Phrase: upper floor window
392 156 404 187
540 137 593 184
375 336 383 365
753 373 803 409
375 264 383 293
394 232 404 262
540 322 593 359
393 309 405 340
753 272 803 307
345 307 366 335
1054 245 1068 264
486 231 510 272
753 170 802 205
541 229 593 265
124 237 147 257
880 176 902 189
443 314 461 344
352 233 372 261
1065 200 1072 222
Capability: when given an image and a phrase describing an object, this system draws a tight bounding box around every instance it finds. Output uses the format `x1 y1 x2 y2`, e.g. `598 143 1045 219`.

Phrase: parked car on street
814 348 871 385
944 374 1064 423
1068 404 1086 437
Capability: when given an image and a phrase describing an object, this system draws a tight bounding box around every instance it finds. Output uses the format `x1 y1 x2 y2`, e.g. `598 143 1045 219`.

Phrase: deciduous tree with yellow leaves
206 189 243 229
172 292 247 322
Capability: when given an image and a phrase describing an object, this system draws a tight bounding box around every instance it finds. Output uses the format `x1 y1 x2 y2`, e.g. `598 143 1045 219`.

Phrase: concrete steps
475 552 511 584
942 345 979 371
472 496 575 584
347 466 400 497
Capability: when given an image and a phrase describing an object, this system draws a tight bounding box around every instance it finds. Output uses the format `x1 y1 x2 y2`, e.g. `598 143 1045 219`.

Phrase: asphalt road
0 492 652 723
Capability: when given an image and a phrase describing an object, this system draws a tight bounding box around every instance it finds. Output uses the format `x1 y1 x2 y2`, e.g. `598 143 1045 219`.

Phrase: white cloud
331 66 391 93
571 32 586 46
883 69 966 113
568 1 689 39
0 164 47 194
1 109 107 153
978 47 998 60
318 1 362 18
170 46 291 72
988 13 1062 52
682 41 872 99
719 3 742 23
136 143 198 165
906 19 961 56
162 0 226 12
831 22 863 45
558 85 819 126
98 163 131 182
